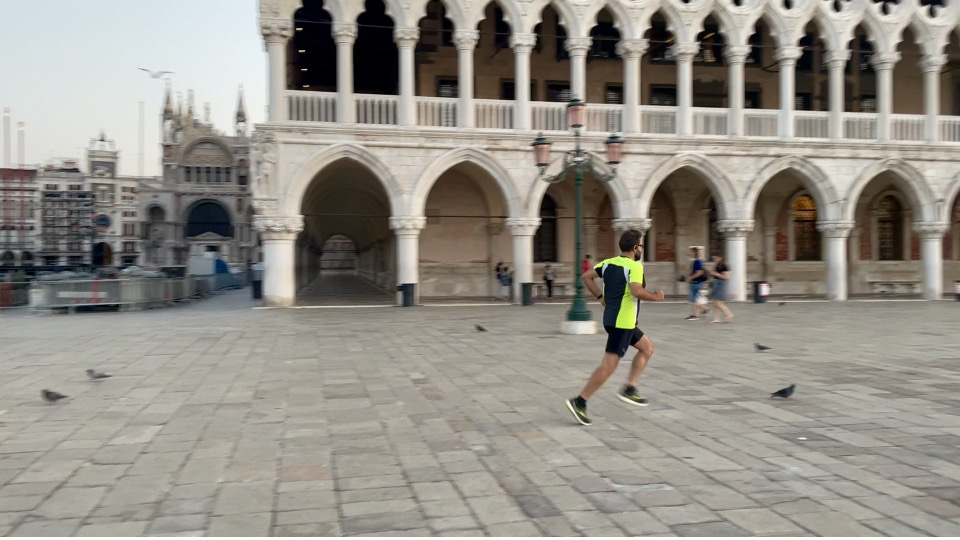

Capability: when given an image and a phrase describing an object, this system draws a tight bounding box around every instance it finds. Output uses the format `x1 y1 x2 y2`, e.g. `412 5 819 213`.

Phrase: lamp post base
561 320 598 335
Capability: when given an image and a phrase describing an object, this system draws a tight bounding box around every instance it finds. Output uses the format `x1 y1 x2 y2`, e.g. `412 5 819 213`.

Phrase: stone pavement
1 292 960 537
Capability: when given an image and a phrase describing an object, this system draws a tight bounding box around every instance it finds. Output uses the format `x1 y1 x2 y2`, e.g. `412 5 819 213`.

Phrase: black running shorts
604 326 645 358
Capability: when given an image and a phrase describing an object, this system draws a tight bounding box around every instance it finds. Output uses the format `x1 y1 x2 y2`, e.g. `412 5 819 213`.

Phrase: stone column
725 45 751 137
566 38 592 101
253 215 304 306
390 216 426 306
848 226 862 293
261 21 293 122
763 226 777 280
775 46 802 139
511 33 536 131
817 221 854 301
825 50 850 140
915 222 947 300
453 30 478 128
871 52 900 142
395 27 419 127
616 39 648 134
716 220 753 302
332 23 357 124
672 43 699 137
506 218 540 304
921 53 947 143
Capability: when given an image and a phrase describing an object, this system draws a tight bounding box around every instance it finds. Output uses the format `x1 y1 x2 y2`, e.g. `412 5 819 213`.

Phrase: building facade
140 87 257 267
87 134 145 267
253 0 960 306
0 168 38 267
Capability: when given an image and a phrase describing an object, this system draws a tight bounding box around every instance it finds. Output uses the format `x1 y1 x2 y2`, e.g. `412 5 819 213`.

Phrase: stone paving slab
2 292 960 536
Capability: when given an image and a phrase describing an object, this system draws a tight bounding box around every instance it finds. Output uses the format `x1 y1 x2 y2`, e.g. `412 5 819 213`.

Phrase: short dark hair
619 230 642 252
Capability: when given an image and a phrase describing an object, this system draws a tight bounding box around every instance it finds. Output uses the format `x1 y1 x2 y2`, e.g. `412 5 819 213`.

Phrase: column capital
260 20 294 43
615 39 649 59
565 37 592 54
670 42 699 61
913 221 948 239
716 219 754 237
505 217 541 236
389 216 427 235
509 32 537 51
920 53 948 73
332 22 358 43
774 46 803 63
824 49 851 68
452 30 479 50
612 218 652 233
723 44 752 63
394 26 420 47
816 220 855 238
869 51 901 71
253 215 303 240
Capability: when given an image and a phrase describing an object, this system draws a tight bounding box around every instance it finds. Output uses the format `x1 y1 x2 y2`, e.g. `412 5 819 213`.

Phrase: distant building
86 133 144 266
36 160 93 267
0 167 38 267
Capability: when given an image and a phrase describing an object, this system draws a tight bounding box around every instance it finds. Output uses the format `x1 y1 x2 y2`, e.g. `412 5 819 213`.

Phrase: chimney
2 108 9 168
17 122 24 167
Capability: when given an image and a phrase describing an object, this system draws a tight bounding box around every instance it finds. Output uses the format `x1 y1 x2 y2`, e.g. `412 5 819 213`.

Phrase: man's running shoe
617 386 649 407
565 398 592 425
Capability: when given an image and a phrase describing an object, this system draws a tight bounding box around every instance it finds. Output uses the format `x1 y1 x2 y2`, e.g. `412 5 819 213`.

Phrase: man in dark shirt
564 230 665 426
685 247 709 321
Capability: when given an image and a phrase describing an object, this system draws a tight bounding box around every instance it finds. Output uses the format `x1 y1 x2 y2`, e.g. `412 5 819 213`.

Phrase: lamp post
532 98 624 327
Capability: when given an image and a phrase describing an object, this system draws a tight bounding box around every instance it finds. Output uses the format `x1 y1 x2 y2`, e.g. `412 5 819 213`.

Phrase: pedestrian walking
543 261 556 300
685 247 709 321
581 254 592 275
494 262 505 300
708 254 734 323
565 230 665 426
499 266 512 301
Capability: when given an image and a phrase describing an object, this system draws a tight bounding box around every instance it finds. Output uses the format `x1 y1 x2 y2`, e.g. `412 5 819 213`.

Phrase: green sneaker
565 398 592 426
617 386 649 407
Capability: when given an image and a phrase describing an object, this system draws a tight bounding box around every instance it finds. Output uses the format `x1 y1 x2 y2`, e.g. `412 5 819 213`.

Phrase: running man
565 230 665 426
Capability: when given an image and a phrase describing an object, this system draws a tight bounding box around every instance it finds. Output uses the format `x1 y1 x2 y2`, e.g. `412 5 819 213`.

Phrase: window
45 184 57 190
792 195 820 261
745 90 761 109
798 35 815 72
535 195 558 263
795 93 813 111
604 85 623 104
590 16 619 59
237 199 244 213
437 78 458 98
123 242 136 253
493 7 510 49
649 20 673 63
555 22 568 61
860 95 877 113
547 83 571 103
858 36 873 73
748 26 763 65
877 195 903 260
500 80 537 101
650 86 677 106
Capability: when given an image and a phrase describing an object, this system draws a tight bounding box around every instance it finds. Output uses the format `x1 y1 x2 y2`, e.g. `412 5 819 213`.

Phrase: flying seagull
138 68 174 79
475 324 487 333
86 369 112 380
755 343 772 352
770 384 796 399
41 389 68 404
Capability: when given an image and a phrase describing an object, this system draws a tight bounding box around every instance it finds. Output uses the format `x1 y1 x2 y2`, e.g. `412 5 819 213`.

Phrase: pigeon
86 369 112 380
779 302 786 306
138 68 174 79
41 389 68 404
770 384 796 399
755 343 772 352
475 324 487 333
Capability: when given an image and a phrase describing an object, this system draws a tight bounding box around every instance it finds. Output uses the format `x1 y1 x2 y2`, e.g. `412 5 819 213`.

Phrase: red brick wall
911 232 921 260
775 229 789 261
654 208 675 261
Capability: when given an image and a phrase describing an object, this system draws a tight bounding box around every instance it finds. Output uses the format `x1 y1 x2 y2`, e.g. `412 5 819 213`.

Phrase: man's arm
581 268 602 300
629 282 664 301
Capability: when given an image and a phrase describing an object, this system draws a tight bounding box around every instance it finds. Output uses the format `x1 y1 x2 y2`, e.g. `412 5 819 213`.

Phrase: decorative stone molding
565 37 592 54
332 22 358 43
487 222 505 236
251 198 279 215
390 216 427 234
723 45 752 63
509 33 537 51
253 215 304 240
260 20 293 44
612 218 651 233
816 220 856 238
823 49 851 68
615 39 649 58
670 42 700 60
505 217 541 236
774 46 803 63
394 26 420 47
870 52 901 71
716 219 754 237
913 222 948 239
452 30 479 50
919 53 948 73
250 131 276 198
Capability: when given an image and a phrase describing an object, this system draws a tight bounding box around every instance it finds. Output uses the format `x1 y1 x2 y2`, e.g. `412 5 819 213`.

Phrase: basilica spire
162 81 174 120
235 85 248 137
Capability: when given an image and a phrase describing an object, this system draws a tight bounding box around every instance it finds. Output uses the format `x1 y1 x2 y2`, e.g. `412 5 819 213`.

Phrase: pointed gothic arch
411 147 522 218
744 156 841 222
639 153 740 221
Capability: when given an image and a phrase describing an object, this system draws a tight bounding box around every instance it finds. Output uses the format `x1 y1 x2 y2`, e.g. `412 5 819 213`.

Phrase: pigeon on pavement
475 324 487 333
41 389 68 404
755 343 772 352
86 369 112 380
770 384 796 399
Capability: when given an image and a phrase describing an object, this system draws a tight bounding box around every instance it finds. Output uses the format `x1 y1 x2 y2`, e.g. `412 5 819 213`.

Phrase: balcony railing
282 91 960 144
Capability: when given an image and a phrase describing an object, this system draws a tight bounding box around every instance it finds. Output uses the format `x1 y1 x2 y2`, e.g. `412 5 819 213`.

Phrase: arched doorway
320 235 358 269
1 251 14 266
92 242 113 267
21 251 34 266
185 200 233 261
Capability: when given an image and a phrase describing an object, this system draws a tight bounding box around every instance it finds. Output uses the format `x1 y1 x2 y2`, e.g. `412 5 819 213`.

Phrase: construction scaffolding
40 191 95 266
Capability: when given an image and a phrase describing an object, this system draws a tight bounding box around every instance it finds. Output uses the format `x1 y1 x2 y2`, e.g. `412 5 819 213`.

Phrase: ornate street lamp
532 98 623 326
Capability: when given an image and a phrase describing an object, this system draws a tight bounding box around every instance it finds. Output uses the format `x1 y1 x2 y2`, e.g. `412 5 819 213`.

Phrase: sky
0 0 266 177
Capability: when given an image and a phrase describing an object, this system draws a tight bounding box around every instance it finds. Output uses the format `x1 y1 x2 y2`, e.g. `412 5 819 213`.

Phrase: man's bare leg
625 335 654 388
578 352 621 400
